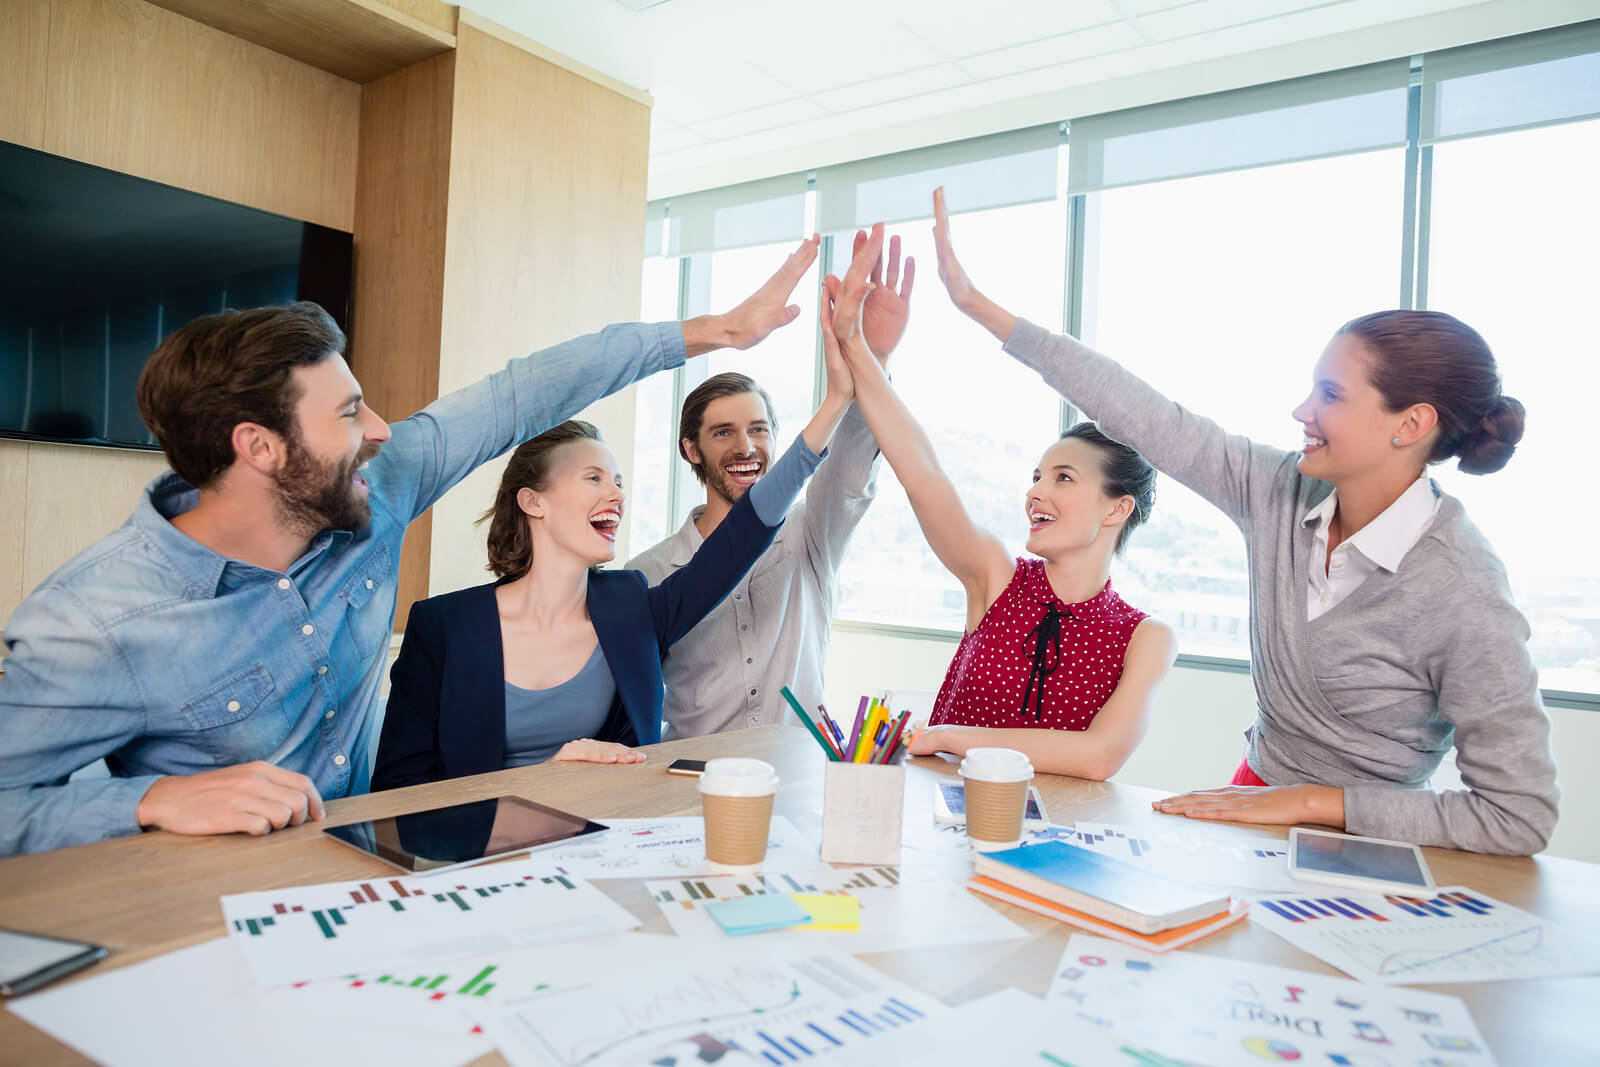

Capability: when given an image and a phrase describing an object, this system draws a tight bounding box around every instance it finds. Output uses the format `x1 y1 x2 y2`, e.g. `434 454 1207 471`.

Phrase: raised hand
830 223 885 356
852 228 915 361
931 187 1017 343
683 234 820 355
135 761 325 838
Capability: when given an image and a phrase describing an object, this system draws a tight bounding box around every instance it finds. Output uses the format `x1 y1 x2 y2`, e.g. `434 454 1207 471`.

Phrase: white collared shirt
1304 474 1442 621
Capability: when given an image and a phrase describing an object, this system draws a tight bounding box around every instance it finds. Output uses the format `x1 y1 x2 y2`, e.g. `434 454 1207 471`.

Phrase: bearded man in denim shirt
0 237 820 857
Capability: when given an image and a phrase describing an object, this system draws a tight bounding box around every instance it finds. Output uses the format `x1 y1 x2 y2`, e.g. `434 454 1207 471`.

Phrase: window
1081 148 1406 658
627 254 681 554
832 198 1067 630
1424 119 1600 695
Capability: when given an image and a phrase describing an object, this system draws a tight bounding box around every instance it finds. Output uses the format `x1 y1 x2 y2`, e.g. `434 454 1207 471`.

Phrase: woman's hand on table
552 739 646 764
1152 783 1345 828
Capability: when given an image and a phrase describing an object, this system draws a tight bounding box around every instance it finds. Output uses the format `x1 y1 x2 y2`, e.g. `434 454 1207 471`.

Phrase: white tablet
1288 827 1435 894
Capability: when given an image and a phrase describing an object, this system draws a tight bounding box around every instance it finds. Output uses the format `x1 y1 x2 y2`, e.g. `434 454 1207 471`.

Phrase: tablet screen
1294 831 1430 887
325 796 608 873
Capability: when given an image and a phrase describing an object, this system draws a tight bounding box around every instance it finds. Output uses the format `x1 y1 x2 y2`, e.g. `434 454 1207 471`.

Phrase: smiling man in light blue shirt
0 237 820 857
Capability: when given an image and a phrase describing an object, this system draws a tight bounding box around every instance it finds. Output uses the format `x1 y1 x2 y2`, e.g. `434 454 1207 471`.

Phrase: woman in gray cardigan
927 188 1557 856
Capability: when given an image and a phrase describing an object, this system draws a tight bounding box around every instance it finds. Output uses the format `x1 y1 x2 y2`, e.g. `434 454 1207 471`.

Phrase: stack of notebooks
969 841 1248 952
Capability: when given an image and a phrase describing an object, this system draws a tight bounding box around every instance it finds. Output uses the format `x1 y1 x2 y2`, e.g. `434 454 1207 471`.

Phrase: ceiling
460 0 1598 199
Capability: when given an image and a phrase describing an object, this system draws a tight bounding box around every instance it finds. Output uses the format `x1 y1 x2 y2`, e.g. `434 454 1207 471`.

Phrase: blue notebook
972 841 1229 934
703 893 814 936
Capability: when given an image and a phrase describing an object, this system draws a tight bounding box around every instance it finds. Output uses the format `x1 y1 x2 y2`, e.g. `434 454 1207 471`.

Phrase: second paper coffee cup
698 758 779 866
959 747 1034 850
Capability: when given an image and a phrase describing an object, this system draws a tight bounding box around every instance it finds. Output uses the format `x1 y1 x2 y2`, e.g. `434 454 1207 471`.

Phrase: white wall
823 624 1600 864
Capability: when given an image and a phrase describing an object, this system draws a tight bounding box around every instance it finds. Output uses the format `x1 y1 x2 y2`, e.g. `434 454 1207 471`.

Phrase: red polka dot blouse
929 558 1148 732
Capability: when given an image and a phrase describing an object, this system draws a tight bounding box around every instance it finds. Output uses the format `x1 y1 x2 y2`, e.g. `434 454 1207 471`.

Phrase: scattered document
1249 885 1600 984
7 938 490 1067
826 987 1169 1067
467 950 947 1067
1056 821 1301 894
647 863 1028 954
539 816 817 878
221 858 638 986
1049 934 1496 1067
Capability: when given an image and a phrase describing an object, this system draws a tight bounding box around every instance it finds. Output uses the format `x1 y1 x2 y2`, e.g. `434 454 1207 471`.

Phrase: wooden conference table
2 725 1596 1065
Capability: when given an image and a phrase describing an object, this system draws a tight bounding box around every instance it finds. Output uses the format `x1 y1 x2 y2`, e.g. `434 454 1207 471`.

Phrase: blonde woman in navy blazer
375 331 860 789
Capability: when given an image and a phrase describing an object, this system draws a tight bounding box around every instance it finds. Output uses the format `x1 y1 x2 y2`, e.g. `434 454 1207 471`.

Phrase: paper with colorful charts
1047 934 1495 1067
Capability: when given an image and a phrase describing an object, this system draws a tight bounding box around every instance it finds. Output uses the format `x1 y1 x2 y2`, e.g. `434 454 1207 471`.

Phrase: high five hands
824 223 915 365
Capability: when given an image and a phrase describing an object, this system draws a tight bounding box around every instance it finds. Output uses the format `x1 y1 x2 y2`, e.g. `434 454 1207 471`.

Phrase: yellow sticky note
789 893 861 931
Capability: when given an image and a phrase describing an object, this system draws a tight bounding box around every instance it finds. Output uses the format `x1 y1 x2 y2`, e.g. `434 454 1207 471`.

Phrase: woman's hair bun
1456 394 1525 475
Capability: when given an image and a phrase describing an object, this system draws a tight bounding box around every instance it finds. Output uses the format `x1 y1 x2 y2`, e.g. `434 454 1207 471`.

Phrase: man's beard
273 437 382 534
702 454 765 507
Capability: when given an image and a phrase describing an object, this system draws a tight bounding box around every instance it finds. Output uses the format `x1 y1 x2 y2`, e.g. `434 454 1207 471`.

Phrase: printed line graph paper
1249 885 1600 984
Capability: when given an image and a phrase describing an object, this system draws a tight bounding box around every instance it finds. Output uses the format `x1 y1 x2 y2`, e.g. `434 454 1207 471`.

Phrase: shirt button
365 578 374 590
746 657 753 664
324 709 335 721
302 624 315 636
734 593 742 600
226 699 241 712
318 665 329 676
740 624 749 632
333 754 347 767
276 578 291 590
749 688 757 696
748 715 759 724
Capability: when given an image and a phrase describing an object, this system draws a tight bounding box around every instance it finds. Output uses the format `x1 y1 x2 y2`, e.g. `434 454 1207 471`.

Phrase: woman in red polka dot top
824 224 1177 780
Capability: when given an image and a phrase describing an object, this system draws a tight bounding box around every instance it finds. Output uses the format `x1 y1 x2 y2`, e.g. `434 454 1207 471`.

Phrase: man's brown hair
677 372 777 485
135 302 346 488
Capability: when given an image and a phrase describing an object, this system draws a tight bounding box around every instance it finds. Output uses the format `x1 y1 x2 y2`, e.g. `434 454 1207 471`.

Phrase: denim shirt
0 321 685 856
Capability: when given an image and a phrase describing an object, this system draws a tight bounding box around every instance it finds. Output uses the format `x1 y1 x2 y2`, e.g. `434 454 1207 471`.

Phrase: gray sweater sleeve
1004 318 1291 528
1343 566 1559 856
748 434 825 526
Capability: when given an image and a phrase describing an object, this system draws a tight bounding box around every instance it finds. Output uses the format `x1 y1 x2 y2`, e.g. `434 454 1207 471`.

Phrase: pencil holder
820 762 905 866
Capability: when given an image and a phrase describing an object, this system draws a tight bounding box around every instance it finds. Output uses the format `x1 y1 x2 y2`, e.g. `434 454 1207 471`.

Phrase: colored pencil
780 686 841 760
856 706 885 762
818 705 845 749
845 696 869 759
877 712 910 764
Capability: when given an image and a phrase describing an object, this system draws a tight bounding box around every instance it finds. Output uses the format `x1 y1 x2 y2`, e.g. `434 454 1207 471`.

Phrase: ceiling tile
1139 0 1337 41
650 62 797 123
690 97 830 143
958 21 1145 80
1121 0 1206 14
812 63 974 113
751 29 947 93
908 0 1125 59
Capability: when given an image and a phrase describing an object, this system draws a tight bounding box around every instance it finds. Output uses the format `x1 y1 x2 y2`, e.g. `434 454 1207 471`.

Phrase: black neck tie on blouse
1022 600 1070 720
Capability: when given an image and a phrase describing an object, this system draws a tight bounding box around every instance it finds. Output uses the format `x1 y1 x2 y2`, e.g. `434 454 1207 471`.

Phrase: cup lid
697 757 779 797
958 747 1034 783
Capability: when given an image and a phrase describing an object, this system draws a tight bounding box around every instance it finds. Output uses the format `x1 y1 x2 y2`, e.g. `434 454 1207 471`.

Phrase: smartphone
666 759 707 777
933 777 1048 828
0 927 108 997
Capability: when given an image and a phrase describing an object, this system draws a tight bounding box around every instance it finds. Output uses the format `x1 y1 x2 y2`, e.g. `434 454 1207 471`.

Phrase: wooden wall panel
0 444 29 634
19 445 168 599
42 0 361 230
0 0 52 148
350 51 455 631
427 20 651 599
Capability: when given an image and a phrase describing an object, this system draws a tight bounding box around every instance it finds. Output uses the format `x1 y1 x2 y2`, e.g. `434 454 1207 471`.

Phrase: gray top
1005 318 1558 856
627 403 880 738
503 644 616 768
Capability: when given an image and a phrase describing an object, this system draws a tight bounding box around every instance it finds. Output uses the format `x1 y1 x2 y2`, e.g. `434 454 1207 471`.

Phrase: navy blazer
373 492 779 790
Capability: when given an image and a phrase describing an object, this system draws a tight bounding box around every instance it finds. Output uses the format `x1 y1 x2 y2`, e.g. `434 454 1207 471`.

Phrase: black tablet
324 796 609 875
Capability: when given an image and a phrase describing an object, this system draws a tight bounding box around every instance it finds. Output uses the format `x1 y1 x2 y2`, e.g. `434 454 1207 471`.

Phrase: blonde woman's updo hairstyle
479 420 603 579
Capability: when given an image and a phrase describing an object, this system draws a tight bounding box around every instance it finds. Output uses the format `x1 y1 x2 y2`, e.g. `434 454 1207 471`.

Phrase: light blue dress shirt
0 321 685 856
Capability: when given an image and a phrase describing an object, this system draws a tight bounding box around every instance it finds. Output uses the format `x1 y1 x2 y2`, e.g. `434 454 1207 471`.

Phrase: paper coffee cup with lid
698 758 779 866
958 747 1034 851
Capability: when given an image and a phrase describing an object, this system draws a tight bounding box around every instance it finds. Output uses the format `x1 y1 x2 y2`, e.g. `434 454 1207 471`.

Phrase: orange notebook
968 875 1248 953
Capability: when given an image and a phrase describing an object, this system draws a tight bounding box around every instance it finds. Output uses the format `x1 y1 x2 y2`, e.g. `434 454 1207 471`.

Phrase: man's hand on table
136 762 325 837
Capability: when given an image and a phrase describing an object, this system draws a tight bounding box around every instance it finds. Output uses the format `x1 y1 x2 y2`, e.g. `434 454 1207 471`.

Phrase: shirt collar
666 506 707 568
1023 565 1121 621
132 471 347 597
1299 475 1439 573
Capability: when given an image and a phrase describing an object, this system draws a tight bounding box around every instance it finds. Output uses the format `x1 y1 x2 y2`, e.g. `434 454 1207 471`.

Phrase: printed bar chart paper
1249 885 1600 984
221 859 639 986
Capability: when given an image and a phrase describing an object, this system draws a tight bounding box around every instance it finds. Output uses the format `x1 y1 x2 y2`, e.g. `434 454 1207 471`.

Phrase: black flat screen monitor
0 140 353 451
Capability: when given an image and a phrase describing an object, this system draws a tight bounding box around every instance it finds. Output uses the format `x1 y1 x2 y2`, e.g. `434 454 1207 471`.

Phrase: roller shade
1421 20 1600 145
661 172 809 257
643 199 667 258
815 124 1060 232
1067 60 1409 195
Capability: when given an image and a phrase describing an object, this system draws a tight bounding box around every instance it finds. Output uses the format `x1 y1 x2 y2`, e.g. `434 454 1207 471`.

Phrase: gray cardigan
1006 319 1558 855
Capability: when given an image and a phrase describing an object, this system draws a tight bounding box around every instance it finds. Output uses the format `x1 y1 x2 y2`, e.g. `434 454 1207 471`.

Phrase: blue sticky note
704 893 813 936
